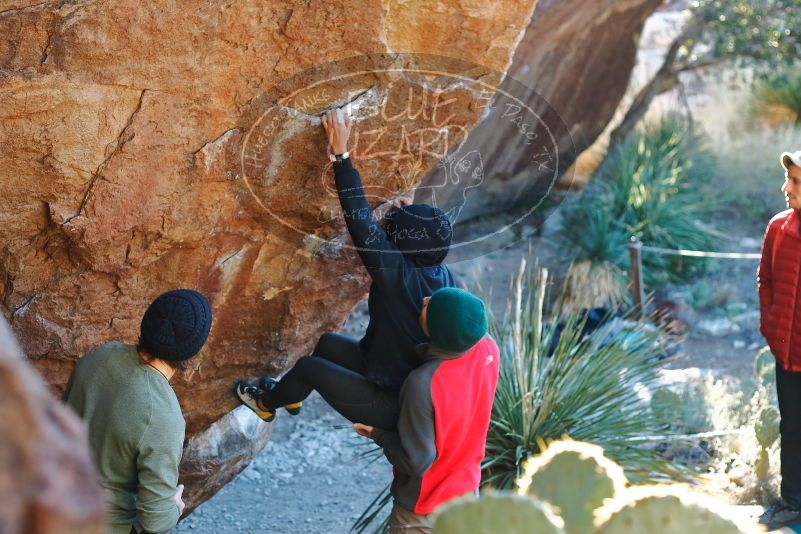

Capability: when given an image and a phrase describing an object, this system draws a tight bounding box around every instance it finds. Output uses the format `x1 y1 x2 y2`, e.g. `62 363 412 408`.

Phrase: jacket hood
384 203 452 267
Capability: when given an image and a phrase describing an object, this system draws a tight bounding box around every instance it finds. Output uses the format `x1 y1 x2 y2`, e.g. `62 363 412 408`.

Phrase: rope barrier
627 237 759 317
639 245 761 260
624 428 748 442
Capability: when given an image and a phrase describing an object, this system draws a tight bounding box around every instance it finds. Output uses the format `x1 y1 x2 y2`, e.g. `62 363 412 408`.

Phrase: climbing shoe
284 402 302 416
235 380 275 423
257 376 302 416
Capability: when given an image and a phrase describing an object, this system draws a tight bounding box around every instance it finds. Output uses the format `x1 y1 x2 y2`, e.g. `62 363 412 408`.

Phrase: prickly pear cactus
754 448 770 481
755 407 780 449
432 492 565 534
754 347 775 387
595 486 757 533
651 389 683 424
516 441 626 534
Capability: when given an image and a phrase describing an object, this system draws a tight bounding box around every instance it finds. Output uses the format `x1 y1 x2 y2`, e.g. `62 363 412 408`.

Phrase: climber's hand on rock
322 108 351 155
174 484 186 516
353 423 374 439
393 194 413 208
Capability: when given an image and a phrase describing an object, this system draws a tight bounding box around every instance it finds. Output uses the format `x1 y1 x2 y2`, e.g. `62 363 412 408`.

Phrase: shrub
483 262 688 489
750 68 801 126
645 349 782 506
713 123 800 223
559 113 719 295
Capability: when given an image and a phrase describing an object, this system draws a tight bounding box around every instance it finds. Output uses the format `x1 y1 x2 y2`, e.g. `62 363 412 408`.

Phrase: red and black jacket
759 208 801 371
372 337 500 514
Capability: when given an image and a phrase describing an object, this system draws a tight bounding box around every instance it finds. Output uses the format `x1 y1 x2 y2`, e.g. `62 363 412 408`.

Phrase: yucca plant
484 260 690 489
559 113 719 292
559 200 629 268
557 202 629 314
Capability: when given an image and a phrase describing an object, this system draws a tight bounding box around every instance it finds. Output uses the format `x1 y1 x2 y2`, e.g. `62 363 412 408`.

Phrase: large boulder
0 314 105 534
0 0 538 509
415 0 664 222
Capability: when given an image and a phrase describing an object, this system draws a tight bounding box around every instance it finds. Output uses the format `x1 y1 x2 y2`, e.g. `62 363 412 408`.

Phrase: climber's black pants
261 333 400 431
777 364 801 507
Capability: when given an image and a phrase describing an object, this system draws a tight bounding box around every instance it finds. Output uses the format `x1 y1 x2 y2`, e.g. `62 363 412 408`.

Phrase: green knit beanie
426 287 488 352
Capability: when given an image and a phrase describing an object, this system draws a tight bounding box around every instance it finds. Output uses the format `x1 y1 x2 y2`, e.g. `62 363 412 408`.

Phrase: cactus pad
755 407 780 449
754 347 775 387
754 448 770 481
432 492 565 534
516 440 626 534
595 485 757 533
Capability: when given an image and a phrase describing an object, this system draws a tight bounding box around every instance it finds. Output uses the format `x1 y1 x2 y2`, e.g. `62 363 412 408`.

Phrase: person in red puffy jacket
758 150 801 529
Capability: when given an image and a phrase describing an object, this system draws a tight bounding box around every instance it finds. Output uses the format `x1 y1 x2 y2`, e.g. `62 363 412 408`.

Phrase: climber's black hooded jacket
333 157 456 391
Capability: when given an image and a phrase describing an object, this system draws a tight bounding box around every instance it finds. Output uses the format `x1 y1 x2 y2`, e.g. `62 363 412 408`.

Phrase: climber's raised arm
322 109 403 277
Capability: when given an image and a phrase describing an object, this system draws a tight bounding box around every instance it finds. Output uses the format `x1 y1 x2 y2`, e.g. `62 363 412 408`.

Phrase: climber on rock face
353 288 499 534
63 289 213 534
235 108 456 431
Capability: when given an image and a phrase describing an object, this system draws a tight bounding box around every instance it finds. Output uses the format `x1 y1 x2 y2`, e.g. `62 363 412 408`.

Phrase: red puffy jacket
759 209 801 371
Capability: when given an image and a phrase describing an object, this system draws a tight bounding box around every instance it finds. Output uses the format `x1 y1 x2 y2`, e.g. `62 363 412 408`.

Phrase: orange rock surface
0 0 538 508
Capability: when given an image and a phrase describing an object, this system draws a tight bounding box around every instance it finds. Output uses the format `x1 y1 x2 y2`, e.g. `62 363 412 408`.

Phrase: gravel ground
174 392 392 534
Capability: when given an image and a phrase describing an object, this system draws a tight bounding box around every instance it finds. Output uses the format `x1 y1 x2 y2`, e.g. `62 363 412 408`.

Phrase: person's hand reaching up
322 108 352 155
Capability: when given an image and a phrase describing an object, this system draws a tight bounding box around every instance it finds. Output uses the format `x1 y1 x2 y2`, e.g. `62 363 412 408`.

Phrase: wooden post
628 236 645 320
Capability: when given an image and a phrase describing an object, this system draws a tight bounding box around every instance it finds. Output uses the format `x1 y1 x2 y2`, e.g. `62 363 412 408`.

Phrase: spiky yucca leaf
559 113 718 290
483 262 688 489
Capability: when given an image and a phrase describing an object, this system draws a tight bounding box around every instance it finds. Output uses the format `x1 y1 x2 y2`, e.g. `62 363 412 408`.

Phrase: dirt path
174 392 392 534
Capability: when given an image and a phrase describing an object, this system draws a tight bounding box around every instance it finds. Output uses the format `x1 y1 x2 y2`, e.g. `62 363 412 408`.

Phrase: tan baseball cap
782 150 801 170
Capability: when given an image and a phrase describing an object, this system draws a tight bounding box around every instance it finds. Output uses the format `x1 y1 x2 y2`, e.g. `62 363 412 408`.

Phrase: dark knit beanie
140 289 212 362
384 204 452 265
426 287 487 353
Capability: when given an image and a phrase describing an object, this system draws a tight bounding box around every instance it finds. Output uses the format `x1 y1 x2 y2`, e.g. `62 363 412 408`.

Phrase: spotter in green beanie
426 287 488 353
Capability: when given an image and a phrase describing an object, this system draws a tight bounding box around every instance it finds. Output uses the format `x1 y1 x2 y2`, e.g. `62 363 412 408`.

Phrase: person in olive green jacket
64 289 212 534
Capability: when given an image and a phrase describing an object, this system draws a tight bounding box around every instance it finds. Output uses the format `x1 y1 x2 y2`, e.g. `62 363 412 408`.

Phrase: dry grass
663 369 781 505
556 261 627 318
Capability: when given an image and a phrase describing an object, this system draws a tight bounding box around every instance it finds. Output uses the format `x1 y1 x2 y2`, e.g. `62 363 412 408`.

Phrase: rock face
0 314 105 534
0 0 538 509
180 406 275 509
415 0 663 222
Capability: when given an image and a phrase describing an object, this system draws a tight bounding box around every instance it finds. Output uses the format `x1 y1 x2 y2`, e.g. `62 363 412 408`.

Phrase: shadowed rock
415 0 663 222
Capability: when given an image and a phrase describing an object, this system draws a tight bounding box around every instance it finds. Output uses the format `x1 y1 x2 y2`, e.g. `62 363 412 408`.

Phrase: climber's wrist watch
329 151 350 163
